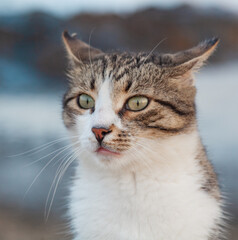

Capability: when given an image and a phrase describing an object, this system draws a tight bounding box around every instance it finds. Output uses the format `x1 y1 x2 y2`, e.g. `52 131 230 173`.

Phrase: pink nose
92 127 112 144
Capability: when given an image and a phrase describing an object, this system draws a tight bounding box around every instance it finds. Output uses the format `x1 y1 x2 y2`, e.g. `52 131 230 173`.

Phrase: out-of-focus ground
0 4 238 240
0 206 237 240
0 205 71 240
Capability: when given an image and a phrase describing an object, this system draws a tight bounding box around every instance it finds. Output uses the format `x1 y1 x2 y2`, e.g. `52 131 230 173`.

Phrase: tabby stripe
90 77 95 90
119 61 142 73
143 56 155 65
112 54 117 62
146 125 185 133
63 96 75 108
124 63 138 71
136 60 145 69
154 99 191 116
125 58 155 70
102 57 108 79
115 68 129 81
158 55 162 65
158 69 165 80
111 54 117 64
125 80 132 92
125 58 135 66
135 110 161 122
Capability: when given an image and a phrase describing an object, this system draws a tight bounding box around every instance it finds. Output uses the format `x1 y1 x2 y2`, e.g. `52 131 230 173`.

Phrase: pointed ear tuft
189 37 219 69
165 37 219 77
62 30 103 65
202 37 220 52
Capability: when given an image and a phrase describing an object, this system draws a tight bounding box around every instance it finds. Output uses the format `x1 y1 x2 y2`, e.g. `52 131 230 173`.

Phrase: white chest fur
69 154 221 240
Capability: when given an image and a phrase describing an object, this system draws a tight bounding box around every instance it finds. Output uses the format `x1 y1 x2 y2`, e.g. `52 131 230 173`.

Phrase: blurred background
0 0 238 239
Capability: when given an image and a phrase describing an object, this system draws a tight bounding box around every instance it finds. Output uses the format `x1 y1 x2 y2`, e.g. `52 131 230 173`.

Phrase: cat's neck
70 130 221 240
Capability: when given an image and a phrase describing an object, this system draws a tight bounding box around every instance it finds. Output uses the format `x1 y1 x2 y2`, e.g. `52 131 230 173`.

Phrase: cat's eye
126 96 149 111
78 94 95 109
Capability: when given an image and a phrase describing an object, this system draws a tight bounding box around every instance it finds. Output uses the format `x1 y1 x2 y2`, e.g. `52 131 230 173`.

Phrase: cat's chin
88 146 129 169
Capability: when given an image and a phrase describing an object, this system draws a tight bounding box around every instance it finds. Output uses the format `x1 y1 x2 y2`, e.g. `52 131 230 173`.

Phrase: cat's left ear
165 38 219 77
62 30 103 65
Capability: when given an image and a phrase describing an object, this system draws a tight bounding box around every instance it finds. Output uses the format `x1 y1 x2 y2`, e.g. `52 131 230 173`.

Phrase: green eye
127 96 149 111
78 94 95 109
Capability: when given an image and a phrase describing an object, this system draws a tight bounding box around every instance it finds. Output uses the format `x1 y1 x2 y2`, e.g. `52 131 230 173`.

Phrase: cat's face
62 31 218 170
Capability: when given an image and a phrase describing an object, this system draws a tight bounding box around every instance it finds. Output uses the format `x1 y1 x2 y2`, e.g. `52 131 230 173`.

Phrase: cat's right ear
62 30 103 65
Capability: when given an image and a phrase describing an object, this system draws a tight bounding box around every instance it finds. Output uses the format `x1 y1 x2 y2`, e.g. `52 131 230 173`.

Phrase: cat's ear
164 38 219 78
62 30 103 65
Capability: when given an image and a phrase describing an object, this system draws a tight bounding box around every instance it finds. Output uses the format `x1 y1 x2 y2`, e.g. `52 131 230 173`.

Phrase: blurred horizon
1 4 238 95
1 0 238 17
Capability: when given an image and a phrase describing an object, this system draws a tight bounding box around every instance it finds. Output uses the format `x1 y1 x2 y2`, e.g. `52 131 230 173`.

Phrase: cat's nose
92 127 112 144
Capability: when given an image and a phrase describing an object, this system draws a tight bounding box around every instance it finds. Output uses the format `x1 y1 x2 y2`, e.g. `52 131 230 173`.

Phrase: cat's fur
62 31 224 240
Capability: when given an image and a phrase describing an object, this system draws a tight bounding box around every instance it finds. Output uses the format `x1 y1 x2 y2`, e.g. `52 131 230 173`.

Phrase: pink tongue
97 147 120 156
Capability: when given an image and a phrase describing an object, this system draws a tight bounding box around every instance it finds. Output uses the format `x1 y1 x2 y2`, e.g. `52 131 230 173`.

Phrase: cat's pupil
87 98 89 105
137 100 139 106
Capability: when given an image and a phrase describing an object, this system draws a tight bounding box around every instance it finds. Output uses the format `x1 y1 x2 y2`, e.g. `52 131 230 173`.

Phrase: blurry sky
1 0 238 16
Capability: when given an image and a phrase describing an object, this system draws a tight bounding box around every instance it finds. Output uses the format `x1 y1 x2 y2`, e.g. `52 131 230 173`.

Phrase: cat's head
62 31 218 170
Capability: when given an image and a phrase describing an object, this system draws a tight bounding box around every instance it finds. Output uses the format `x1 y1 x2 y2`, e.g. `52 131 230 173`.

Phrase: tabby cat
62 30 224 240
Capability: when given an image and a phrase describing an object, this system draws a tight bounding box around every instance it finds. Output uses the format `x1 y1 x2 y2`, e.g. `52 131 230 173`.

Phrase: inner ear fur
62 30 103 65
163 38 219 78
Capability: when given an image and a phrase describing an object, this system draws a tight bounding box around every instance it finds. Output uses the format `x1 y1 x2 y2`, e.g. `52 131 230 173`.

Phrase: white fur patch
92 77 121 128
69 130 222 240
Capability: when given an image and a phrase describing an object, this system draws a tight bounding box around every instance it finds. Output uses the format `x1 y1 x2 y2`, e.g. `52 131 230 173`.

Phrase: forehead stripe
115 68 129 81
125 80 132 92
90 77 95 90
101 57 108 79
63 95 76 108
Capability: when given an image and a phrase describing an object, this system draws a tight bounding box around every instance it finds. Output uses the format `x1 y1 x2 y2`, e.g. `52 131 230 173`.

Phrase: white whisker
9 135 79 157
23 143 73 168
142 38 167 65
45 148 83 221
23 141 79 199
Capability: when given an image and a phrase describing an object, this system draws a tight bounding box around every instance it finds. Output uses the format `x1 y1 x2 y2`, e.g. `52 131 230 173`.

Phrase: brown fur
62 31 220 198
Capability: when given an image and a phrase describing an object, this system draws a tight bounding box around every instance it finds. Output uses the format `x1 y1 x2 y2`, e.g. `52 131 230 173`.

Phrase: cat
62 30 225 240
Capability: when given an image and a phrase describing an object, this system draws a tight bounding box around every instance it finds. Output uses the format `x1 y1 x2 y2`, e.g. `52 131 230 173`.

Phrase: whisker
128 145 153 172
44 145 82 212
45 148 83 221
134 141 158 155
142 38 167 65
134 138 174 168
52 148 73 167
53 148 76 179
23 143 74 168
9 135 79 157
23 141 79 199
45 151 75 219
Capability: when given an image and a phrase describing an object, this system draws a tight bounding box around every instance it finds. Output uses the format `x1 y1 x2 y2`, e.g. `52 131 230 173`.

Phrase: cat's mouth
96 147 121 157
